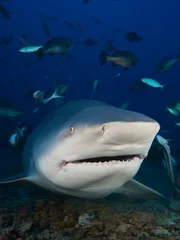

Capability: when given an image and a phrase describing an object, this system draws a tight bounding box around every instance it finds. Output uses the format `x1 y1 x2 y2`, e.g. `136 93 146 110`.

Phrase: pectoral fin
0 174 28 185
114 179 167 200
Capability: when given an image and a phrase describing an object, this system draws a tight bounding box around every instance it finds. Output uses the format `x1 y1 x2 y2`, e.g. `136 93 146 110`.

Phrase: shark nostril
69 125 74 134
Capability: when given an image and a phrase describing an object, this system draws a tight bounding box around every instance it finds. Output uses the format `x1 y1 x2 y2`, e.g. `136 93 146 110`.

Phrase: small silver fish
167 107 179 116
115 73 121 78
9 133 19 146
155 55 180 72
19 45 42 53
33 87 64 104
0 108 23 118
90 79 99 99
32 108 39 114
175 122 180 127
141 78 164 89
9 125 27 147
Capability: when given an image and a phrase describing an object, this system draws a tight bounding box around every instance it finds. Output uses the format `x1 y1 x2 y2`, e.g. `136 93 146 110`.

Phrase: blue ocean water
0 0 180 196
1 1 180 239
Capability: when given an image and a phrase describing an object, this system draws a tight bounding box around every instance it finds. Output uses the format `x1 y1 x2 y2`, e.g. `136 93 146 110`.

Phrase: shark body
0 100 164 199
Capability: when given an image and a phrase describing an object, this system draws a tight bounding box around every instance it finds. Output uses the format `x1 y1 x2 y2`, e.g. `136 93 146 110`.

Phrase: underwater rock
152 227 172 237
17 221 32 234
0 190 180 239
78 213 95 226
116 223 131 235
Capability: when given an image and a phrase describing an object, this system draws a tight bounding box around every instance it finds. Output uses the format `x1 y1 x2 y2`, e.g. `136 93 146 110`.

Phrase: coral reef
0 188 179 240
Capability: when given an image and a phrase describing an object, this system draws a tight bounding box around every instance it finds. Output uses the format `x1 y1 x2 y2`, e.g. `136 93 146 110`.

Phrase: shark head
24 100 160 199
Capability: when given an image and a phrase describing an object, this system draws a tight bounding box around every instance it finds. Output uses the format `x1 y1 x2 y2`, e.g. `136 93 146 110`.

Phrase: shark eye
101 125 105 136
69 125 74 134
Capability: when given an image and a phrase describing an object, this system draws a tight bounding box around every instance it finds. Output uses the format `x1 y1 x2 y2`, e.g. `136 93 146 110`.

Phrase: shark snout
100 120 160 157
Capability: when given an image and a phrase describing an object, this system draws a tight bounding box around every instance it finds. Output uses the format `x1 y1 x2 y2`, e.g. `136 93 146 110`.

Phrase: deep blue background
0 0 180 177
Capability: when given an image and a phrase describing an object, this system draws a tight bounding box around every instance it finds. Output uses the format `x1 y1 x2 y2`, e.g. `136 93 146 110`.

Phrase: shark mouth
60 154 144 168
74 154 143 164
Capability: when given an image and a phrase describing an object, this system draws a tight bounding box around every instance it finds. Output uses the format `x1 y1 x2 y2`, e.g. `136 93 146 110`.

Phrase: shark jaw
37 153 145 199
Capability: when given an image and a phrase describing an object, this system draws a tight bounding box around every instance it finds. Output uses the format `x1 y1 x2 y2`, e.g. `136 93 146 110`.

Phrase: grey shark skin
0 100 161 199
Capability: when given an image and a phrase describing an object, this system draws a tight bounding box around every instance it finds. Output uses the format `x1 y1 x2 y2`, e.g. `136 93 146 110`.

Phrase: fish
155 55 180 72
64 20 80 32
18 36 72 61
125 32 142 43
0 100 167 200
167 107 179 116
166 102 180 116
42 36 73 58
141 78 164 89
170 101 180 112
115 73 121 79
0 4 9 20
33 86 65 104
19 45 42 53
156 134 180 199
41 17 50 36
175 122 180 127
99 49 138 70
32 108 39 114
18 34 44 61
119 100 129 109
0 97 23 117
90 79 99 99
115 72 121 85
9 133 19 146
0 108 23 117
9 123 27 147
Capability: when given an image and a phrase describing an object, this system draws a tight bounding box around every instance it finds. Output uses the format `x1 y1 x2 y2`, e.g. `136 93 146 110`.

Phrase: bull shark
0 100 166 200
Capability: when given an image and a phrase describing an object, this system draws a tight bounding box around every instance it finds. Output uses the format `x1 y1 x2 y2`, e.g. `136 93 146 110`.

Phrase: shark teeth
66 156 141 166
59 157 141 171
